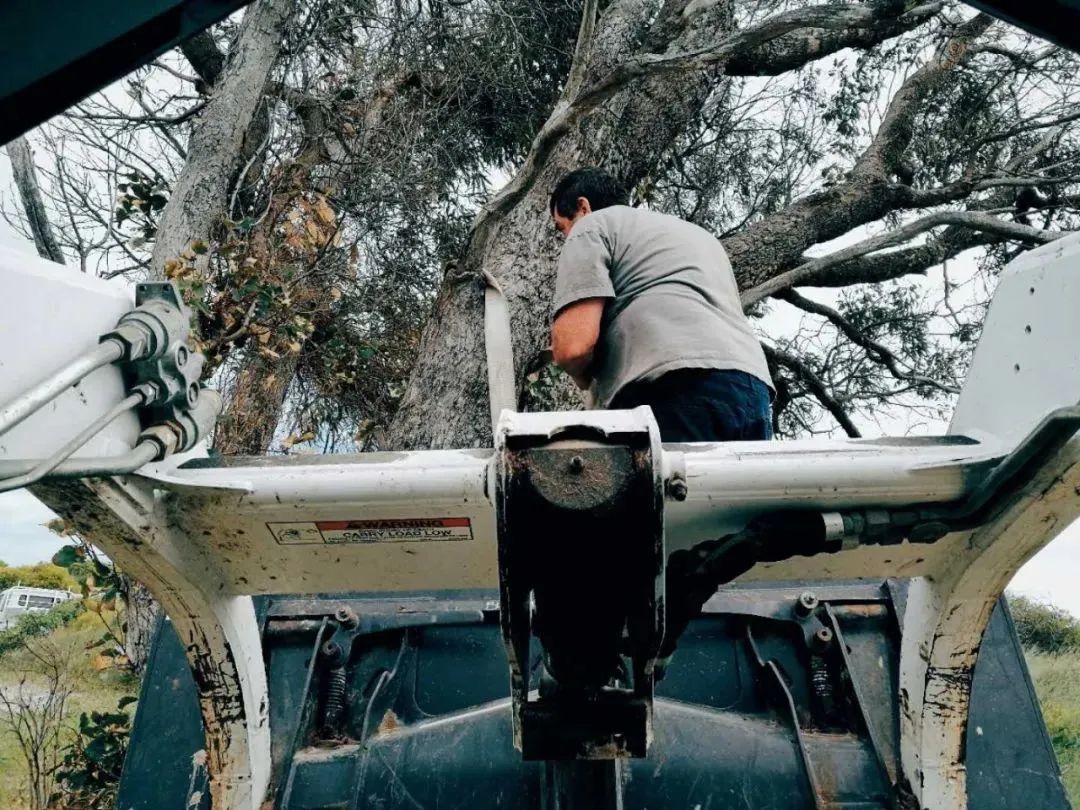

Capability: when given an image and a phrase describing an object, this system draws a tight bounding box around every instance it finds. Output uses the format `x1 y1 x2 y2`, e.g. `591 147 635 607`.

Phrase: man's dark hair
549 167 629 217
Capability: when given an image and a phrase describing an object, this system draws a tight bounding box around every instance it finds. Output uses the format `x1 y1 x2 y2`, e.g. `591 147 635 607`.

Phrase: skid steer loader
2 2 1080 807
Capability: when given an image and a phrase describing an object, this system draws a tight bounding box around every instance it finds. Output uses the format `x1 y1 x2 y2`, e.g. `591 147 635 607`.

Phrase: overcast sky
1 148 1078 613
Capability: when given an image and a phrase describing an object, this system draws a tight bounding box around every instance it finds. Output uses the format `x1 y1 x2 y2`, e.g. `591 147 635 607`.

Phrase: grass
0 611 137 809
1027 650 1080 805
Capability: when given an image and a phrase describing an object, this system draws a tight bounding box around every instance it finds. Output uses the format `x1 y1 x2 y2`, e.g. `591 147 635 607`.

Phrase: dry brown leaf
313 196 336 226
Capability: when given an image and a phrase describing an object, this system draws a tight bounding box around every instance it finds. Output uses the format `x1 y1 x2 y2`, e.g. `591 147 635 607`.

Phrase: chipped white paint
37 476 272 810
898 232 1080 810
129 430 1018 596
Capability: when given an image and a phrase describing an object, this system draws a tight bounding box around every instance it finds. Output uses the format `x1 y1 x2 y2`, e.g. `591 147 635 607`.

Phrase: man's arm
552 298 605 389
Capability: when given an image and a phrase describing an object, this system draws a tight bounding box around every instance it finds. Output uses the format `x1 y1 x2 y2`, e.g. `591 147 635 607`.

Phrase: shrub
1008 594 1080 654
0 563 76 592
0 600 83 657
0 639 77 809
51 696 136 810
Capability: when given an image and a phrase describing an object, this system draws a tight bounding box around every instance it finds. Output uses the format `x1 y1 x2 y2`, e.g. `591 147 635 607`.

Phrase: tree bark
180 30 227 91
4 137 66 265
150 0 295 278
122 574 160 673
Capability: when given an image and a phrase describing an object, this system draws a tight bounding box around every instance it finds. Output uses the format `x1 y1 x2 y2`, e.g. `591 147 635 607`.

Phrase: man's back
553 205 772 407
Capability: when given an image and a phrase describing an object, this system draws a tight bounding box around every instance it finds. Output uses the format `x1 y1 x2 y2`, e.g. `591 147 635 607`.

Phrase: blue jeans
609 368 773 442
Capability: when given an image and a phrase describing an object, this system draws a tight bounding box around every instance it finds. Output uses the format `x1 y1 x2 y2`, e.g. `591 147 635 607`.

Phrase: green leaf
84 737 108 764
52 545 80 568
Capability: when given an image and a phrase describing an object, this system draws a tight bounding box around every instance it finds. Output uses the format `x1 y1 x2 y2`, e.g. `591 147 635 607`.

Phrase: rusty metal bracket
746 625 827 810
494 408 665 768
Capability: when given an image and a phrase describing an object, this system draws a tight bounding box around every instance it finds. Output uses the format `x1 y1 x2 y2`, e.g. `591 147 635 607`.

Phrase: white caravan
0 586 79 630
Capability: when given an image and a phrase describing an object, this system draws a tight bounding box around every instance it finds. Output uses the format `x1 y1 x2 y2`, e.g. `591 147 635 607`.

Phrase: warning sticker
268 518 472 545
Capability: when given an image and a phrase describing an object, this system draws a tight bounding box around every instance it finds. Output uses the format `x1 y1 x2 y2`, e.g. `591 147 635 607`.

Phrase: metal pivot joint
494 408 666 763
106 282 211 439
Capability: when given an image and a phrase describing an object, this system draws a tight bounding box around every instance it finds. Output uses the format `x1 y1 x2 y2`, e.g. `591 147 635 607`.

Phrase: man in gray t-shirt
549 167 774 443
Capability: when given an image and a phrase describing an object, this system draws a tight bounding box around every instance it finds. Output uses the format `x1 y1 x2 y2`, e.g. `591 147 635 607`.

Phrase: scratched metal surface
117 583 1067 810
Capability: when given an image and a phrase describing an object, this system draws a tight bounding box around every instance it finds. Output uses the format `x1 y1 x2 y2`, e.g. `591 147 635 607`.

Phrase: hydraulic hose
0 340 124 438
0 441 159 481
0 391 145 494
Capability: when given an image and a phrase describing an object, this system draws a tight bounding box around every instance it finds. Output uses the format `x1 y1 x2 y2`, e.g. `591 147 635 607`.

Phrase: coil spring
809 654 836 723
321 666 347 734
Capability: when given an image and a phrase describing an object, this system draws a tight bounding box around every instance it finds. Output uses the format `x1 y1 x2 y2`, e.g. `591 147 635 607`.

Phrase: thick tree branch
741 209 1063 306
724 17 995 291
777 288 960 395
763 344 862 438
969 43 1057 68
579 4 888 115
726 1 944 76
180 30 227 91
4 137 66 265
151 0 294 276
852 13 995 180
793 227 993 287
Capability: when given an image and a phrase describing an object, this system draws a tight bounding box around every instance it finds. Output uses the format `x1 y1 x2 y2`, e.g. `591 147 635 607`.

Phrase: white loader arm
2 234 1079 809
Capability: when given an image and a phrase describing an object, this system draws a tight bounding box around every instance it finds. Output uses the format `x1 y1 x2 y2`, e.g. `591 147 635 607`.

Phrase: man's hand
552 298 605 390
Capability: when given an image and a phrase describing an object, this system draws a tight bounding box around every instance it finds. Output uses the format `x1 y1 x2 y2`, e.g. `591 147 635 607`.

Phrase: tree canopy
5 0 1079 451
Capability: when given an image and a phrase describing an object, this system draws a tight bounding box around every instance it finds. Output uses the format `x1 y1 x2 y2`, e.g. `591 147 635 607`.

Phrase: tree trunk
150 0 295 277
123 574 160 673
4 136 66 265
125 0 293 664
214 359 296 455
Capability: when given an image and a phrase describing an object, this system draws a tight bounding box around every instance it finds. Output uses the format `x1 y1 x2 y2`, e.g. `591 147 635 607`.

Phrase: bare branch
152 59 202 85
972 109 1080 148
4 137 66 264
68 100 208 128
764 344 862 438
741 209 1064 307
132 92 189 159
564 0 600 103
777 288 960 395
